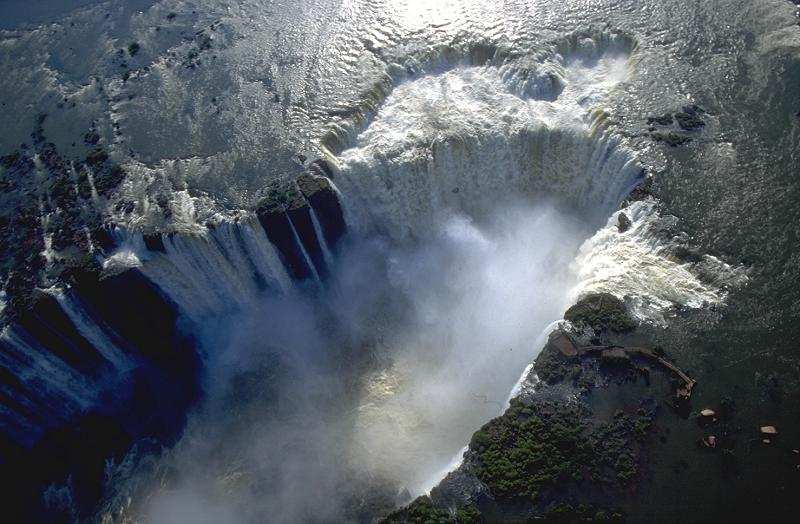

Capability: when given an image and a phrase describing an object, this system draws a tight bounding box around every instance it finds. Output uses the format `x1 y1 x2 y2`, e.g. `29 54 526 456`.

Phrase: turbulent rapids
2 0 796 522
2 27 734 521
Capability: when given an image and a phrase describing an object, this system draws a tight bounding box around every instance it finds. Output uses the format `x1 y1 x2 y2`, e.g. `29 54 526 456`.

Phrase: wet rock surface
386 289 800 523
0 120 211 519
650 131 692 147
0 121 347 518
646 105 707 147
383 301 651 521
617 212 632 233
254 167 346 281
0 1 798 521
0 118 123 317
0 267 201 522
674 106 706 131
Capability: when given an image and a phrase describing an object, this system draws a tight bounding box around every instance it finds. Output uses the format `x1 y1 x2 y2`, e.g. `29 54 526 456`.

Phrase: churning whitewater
79 30 741 523
2 0 781 521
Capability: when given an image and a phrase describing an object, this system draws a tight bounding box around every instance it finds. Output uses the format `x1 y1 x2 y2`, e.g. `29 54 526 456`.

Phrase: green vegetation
646 113 673 126
255 181 308 215
469 399 590 502
651 131 692 147
1 151 20 169
674 110 705 131
128 42 141 57
85 148 109 166
542 502 624 522
383 496 479 524
454 505 480 523
533 348 581 385
93 164 126 195
564 293 635 333
468 398 653 508
0 122 130 316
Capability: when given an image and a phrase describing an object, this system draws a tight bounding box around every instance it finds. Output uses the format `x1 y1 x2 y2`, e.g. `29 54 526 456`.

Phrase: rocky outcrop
254 165 346 281
674 105 706 131
0 121 347 518
617 212 632 233
0 120 213 519
386 297 698 522
646 105 706 147
396 360 657 522
0 265 201 521
255 182 324 280
650 131 692 147
542 330 697 402
0 118 125 316
564 292 636 333
296 166 346 249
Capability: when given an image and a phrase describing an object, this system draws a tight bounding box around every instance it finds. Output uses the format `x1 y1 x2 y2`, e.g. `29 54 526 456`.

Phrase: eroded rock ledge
0 121 347 519
254 168 346 281
385 293 695 523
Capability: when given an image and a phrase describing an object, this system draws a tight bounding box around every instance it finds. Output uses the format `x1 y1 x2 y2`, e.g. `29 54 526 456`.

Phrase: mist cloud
130 200 590 523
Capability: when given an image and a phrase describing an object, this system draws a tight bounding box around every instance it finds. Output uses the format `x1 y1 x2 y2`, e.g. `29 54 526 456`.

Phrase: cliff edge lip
0 119 352 519
0 116 126 322
319 28 638 156
253 169 346 281
1 1 791 519
382 294 686 522
0 43 750 524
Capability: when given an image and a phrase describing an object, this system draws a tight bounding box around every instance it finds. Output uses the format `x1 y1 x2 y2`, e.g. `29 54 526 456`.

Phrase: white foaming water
46 289 131 371
572 199 748 323
0 325 98 433
285 212 323 283
308 205 336 268
96 34 745 523
348 206 588 495
335 52 640 239
123 202 587 524
102 217 292 321
322 42 738 499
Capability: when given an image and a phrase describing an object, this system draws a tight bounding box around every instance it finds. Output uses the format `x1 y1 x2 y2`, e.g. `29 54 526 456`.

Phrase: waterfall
99 211 325 324
0 23 748 523
46 289 130 371
285 211 323 284
0 161 351 453
308 202 336 269
0 324 98 445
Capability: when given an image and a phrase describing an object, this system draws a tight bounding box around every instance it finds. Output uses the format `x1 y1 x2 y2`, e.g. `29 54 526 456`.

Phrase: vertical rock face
0 267 201 521
255 165 346 282
67 268 199 379
11 291 109 378
256 185 319 281
296 168 347 249
0 123 347 517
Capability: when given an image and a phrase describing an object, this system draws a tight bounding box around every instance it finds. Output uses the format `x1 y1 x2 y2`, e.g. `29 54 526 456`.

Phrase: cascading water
0 3 766 521
1 0 797 521
74 33 741 522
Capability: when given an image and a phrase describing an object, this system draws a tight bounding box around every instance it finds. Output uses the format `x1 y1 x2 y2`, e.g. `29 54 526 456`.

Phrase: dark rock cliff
0 119 348 518
254 166 346 281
